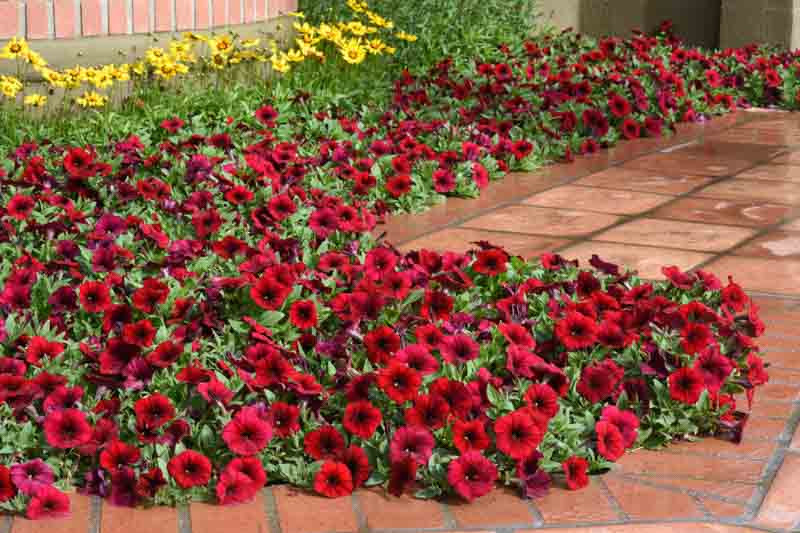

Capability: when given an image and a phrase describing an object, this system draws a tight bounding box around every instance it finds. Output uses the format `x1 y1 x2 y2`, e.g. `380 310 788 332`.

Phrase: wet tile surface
592 218 756 252
461 205 620 237
652 197 792 227
575 167 714 195
522 185 673 214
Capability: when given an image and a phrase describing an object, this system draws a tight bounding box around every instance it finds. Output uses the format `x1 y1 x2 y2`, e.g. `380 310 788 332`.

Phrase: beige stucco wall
537 0 721 48
720 0 800 49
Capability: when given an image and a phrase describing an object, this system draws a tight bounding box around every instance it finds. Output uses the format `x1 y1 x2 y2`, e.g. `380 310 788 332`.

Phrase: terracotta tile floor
9 111 800 533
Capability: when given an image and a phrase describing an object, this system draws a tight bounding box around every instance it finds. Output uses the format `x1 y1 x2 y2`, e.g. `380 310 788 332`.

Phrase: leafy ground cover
0 7 783 519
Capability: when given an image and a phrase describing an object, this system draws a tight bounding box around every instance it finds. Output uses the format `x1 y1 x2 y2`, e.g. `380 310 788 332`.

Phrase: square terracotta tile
357 489 445 530
700 498 746 519
671 141 785 163
623 152 752 177
652 197 791 228
731 231 800 259
15 493 91 533
399 228 570 259
592 218 755 252
559 241 712 280
575 167 713 195
615 449 766 483
534 479 619 524
704 256 800 296
272 486 357 533
461 206 620 237
737 164 800 183
602 476 702 520
756 452 800 529
522 185 673 214
100 503 178 533
694 179 800 204
191 494 269 533
448 487 536 527
619 476 757 503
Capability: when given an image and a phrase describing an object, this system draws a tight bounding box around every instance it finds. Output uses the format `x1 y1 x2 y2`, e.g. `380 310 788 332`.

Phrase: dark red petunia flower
167 450 212 489
668 366 705 405
79 281 112 313
388 456 418 497
365 246 398 279
223 406 273 456
621 119 641 140
395 344 440 375
389 425 435 465
439 334 480 365
600 406 639 448
405 394 450 430
289 299 318 330
313 461 353 498
250 277 291 311
269 401 301 438
25 336 65 365
134 393 175 430
421 290 454 321
608 93 632 117
494 409 544 460
576 359 623 404
386 174 413 197
6 194 35 220
343 400 383 439
100 440 142 471
447 452 498 502
0 465 17 502
122 319 157 347
304 425 346 460
721 277 747 312
224 456 267 490
216 470 258 505
452 419 490 453
524 383 559 420
681 322 713 355
110 467 139 507
135 467 166 499
555 312 599 351
693 346 734 392
378 362 421 404
595 420 625 461
365 326 402 365
26 486 71 520
563 456 589 490
340 445 371 488
254 104 279 125
498 322 536 348
43 408 92 448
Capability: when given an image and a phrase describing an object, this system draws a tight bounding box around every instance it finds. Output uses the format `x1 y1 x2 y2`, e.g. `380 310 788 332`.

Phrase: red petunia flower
378 362 421 404
694 346 734 392
621 119 641 140
439 334 480 365
254 104 279 125
343 401 383 439
160 117 184 133
668 366 705 405
721 277 747 312
365 326 401 364
555 312 598 351
447 452 498 502
122 319 157 347
681 322 713 355
304 425 346 460
167 450 212 488
405 394 450 430
79 281 112 313
600 406 639 448
313 461 353 498
395 344 439 375
576 360 623 404
595 420 625 461
6 194 35 220
452 419 490 453
388 456 418 497
43 408 92 448
472 248 509 276
608 93 632 117
563 456 589 490
100 440 141 471
494 409 544 460
250 277 291 311
222 406 273 456
524 383 559 420
25 336 65 365
26 486 71 520
289 299 318 330
389 425 435 465
135 467 166 500
217 470 258 505
420 289 454 321
269 401 301 437
134 393 175 430
340 445 371 488
224 457 267 490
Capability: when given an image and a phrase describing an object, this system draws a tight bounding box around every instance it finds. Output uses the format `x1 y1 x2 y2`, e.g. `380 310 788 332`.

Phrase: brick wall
0 0 296 39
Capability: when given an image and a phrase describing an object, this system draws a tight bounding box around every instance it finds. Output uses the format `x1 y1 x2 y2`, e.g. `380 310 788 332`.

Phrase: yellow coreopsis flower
0 37 30 60
209 35 234 55
365 12 393 29
339 39 366 65
346 21 370 37
24 94 47 107
346 0 366 13
146 47 167 66
39 68 63 86
154 61 178 79
293 21 314 35
366 38 387 55
286 49 304 62
0 75 23 98
209 53 227 69
241 38 260 48
317 23 341 42
92 72 115 89
131 62 147 76
112 65 131 82
270 54 291 73
25 50 48 68
76 90 108 108
395 31 418 42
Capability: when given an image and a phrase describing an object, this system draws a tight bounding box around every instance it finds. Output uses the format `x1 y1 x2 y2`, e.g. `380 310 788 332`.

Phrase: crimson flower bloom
6 194 35 220
555 312 599 350
600 406 639 448
134 393 175 430
439 334 480 364
26 486 71 520
160 117 185 133
377 362 421 404
269 401 301 438
405 394 450 430
340 445 371 488
694 346 734 392
595 421 625 461
313 461 353 498
472 248 509 276
304 425 346 460
0 465 16 502
421 289 453 321
494 409 544 460
452 419 490 453
343 401 383 439
224 457 267 490
389 426 435 465
25 336 65 365
167 450 212 488
668 366 705 405
395 344 439 375
43 408 92 449
386 174 412 197
289 299 318 330
364 326 401 365
681 322 713 355
388 456 418 497
223 407 273 456
524 383 559 420
135 467 166 499
563 456 589 490
447 452 498 502
217 470 258 505
608 93 632 117
250 277 291 311
79 281 112 313
576 360 622 404
100 440 142 471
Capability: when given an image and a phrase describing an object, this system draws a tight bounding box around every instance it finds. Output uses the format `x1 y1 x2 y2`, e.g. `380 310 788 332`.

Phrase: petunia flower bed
0 22 778 518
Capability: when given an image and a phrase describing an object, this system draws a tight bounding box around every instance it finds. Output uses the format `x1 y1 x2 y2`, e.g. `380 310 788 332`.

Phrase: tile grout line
89 496 102 533
349 492 368 533
1 516 10 533
177 503 192 533
596 477 630 522
437 501 458 530
262 487 283 533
